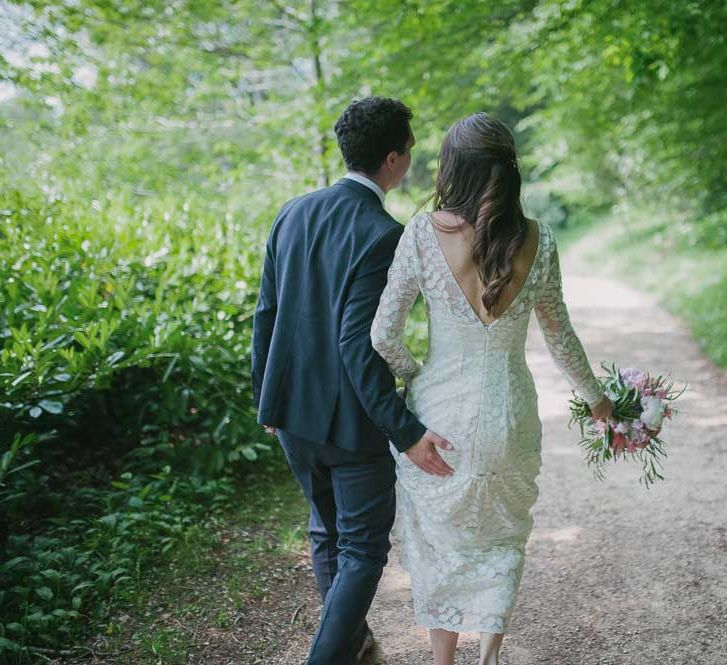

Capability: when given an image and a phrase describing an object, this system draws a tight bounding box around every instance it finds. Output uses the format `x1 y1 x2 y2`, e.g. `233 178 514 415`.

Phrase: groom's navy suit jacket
251 178 426 455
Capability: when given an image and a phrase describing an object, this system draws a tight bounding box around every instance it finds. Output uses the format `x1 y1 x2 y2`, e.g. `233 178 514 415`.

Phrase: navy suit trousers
277 430 396 665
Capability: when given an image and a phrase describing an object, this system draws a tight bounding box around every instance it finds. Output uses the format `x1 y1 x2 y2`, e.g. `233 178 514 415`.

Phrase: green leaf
0 557 30 573
71 582 94 594
162 354 179 382
38 399 63 415
10 370 32 387
98 514 117 528
241 447 258 461
73 331 91 348
0 638 23 653
5 459 42 476
107 350 125 365
40 569 61 584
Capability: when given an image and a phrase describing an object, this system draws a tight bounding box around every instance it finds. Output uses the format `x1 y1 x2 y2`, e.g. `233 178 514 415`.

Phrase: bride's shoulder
531 217 554 248
403 210 431 237
531 220 559 275
408 210 431 226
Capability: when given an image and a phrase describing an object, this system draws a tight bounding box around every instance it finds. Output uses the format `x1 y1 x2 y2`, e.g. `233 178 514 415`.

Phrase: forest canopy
2 0 725 221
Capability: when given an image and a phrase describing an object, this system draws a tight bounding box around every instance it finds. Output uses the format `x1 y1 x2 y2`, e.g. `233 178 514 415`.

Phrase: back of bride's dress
371 212 605 634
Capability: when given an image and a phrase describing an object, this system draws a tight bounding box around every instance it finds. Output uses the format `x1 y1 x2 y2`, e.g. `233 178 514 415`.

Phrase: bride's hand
405 430 454 477
590 396 613 421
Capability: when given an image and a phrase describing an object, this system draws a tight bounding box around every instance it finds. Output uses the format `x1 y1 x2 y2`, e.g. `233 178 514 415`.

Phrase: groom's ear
385 150 400 170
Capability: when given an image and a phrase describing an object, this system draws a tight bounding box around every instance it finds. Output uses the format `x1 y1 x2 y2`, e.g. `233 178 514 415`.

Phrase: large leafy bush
0 182 272 659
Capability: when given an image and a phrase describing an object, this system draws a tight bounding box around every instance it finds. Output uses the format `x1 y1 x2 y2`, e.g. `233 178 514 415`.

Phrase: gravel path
273 233 727 665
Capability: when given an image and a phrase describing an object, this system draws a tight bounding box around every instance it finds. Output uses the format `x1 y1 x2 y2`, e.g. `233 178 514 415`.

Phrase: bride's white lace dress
370 212 605 634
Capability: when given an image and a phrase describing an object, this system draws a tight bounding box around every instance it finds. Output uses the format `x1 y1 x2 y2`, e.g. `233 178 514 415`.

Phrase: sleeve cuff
388 420 427 453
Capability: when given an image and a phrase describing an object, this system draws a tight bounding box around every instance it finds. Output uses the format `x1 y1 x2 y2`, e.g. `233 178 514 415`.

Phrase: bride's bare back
430 210 541 326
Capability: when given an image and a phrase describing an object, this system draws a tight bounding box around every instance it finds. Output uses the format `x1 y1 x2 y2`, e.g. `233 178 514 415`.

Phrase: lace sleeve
534 228 605 410
371 219 423 383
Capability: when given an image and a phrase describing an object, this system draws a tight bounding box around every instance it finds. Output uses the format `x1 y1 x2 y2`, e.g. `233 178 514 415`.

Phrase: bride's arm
371 219 423 383
534 229 605 409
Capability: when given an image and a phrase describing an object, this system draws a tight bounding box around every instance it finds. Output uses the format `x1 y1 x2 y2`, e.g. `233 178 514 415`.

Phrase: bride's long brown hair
428 112 531 318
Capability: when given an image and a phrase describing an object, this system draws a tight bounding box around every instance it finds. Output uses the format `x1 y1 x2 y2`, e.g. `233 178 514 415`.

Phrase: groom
252 97 453 664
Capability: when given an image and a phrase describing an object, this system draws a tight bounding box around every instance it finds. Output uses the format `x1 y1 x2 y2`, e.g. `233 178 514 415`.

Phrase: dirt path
272 232 727 665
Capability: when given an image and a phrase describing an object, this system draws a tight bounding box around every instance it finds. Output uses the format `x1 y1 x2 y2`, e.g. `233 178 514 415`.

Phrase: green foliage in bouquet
568 362 685 488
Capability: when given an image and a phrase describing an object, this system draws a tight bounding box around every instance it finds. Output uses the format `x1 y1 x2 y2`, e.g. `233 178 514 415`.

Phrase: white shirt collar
343 172 386 206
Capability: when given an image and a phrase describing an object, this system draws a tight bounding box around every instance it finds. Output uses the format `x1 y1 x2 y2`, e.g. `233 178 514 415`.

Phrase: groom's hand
405 430 454 477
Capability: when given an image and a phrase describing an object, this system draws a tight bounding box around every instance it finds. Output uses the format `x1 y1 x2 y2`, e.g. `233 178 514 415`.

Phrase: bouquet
568 363 686 487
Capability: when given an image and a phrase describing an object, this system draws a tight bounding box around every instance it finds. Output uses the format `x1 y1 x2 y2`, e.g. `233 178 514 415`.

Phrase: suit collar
342 172 386 205
334 177 385 209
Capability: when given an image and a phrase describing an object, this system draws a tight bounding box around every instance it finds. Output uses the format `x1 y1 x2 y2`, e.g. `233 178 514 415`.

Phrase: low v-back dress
370 212 605 634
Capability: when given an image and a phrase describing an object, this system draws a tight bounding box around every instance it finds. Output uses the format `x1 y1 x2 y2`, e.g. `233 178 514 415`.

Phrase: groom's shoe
355 626 375 663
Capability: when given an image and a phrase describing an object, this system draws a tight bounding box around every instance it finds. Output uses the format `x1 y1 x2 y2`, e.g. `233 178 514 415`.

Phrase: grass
80 449 309 664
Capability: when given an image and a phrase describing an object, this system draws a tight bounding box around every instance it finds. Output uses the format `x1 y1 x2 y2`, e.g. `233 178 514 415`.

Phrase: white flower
640 395 665 430
614 421 630 434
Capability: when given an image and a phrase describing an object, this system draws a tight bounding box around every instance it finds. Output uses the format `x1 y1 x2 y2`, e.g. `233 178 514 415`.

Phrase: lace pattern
370 218 422 383
371 212 603 633
533 231 605 408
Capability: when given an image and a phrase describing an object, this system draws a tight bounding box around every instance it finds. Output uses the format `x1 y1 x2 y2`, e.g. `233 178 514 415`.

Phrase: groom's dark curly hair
334 97 413 175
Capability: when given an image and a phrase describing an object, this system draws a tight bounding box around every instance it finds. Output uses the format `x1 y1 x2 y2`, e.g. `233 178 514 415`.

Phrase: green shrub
1 185 269 487
0 465 235 662
677 209 727 250
0 181 274 659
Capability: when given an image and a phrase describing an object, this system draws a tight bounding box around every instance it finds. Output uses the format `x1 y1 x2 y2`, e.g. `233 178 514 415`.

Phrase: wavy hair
429 112 531 318
334 97 413 174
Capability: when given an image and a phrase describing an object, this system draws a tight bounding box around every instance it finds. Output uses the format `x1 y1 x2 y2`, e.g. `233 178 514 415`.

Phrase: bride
370 112 613 665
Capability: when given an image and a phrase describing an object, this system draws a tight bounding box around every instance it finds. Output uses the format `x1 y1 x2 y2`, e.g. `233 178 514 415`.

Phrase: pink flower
612 432 627 455
656 389 667 399
592 419 608 436
620 367 647 390
634 428 650 444
625 437 637 453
